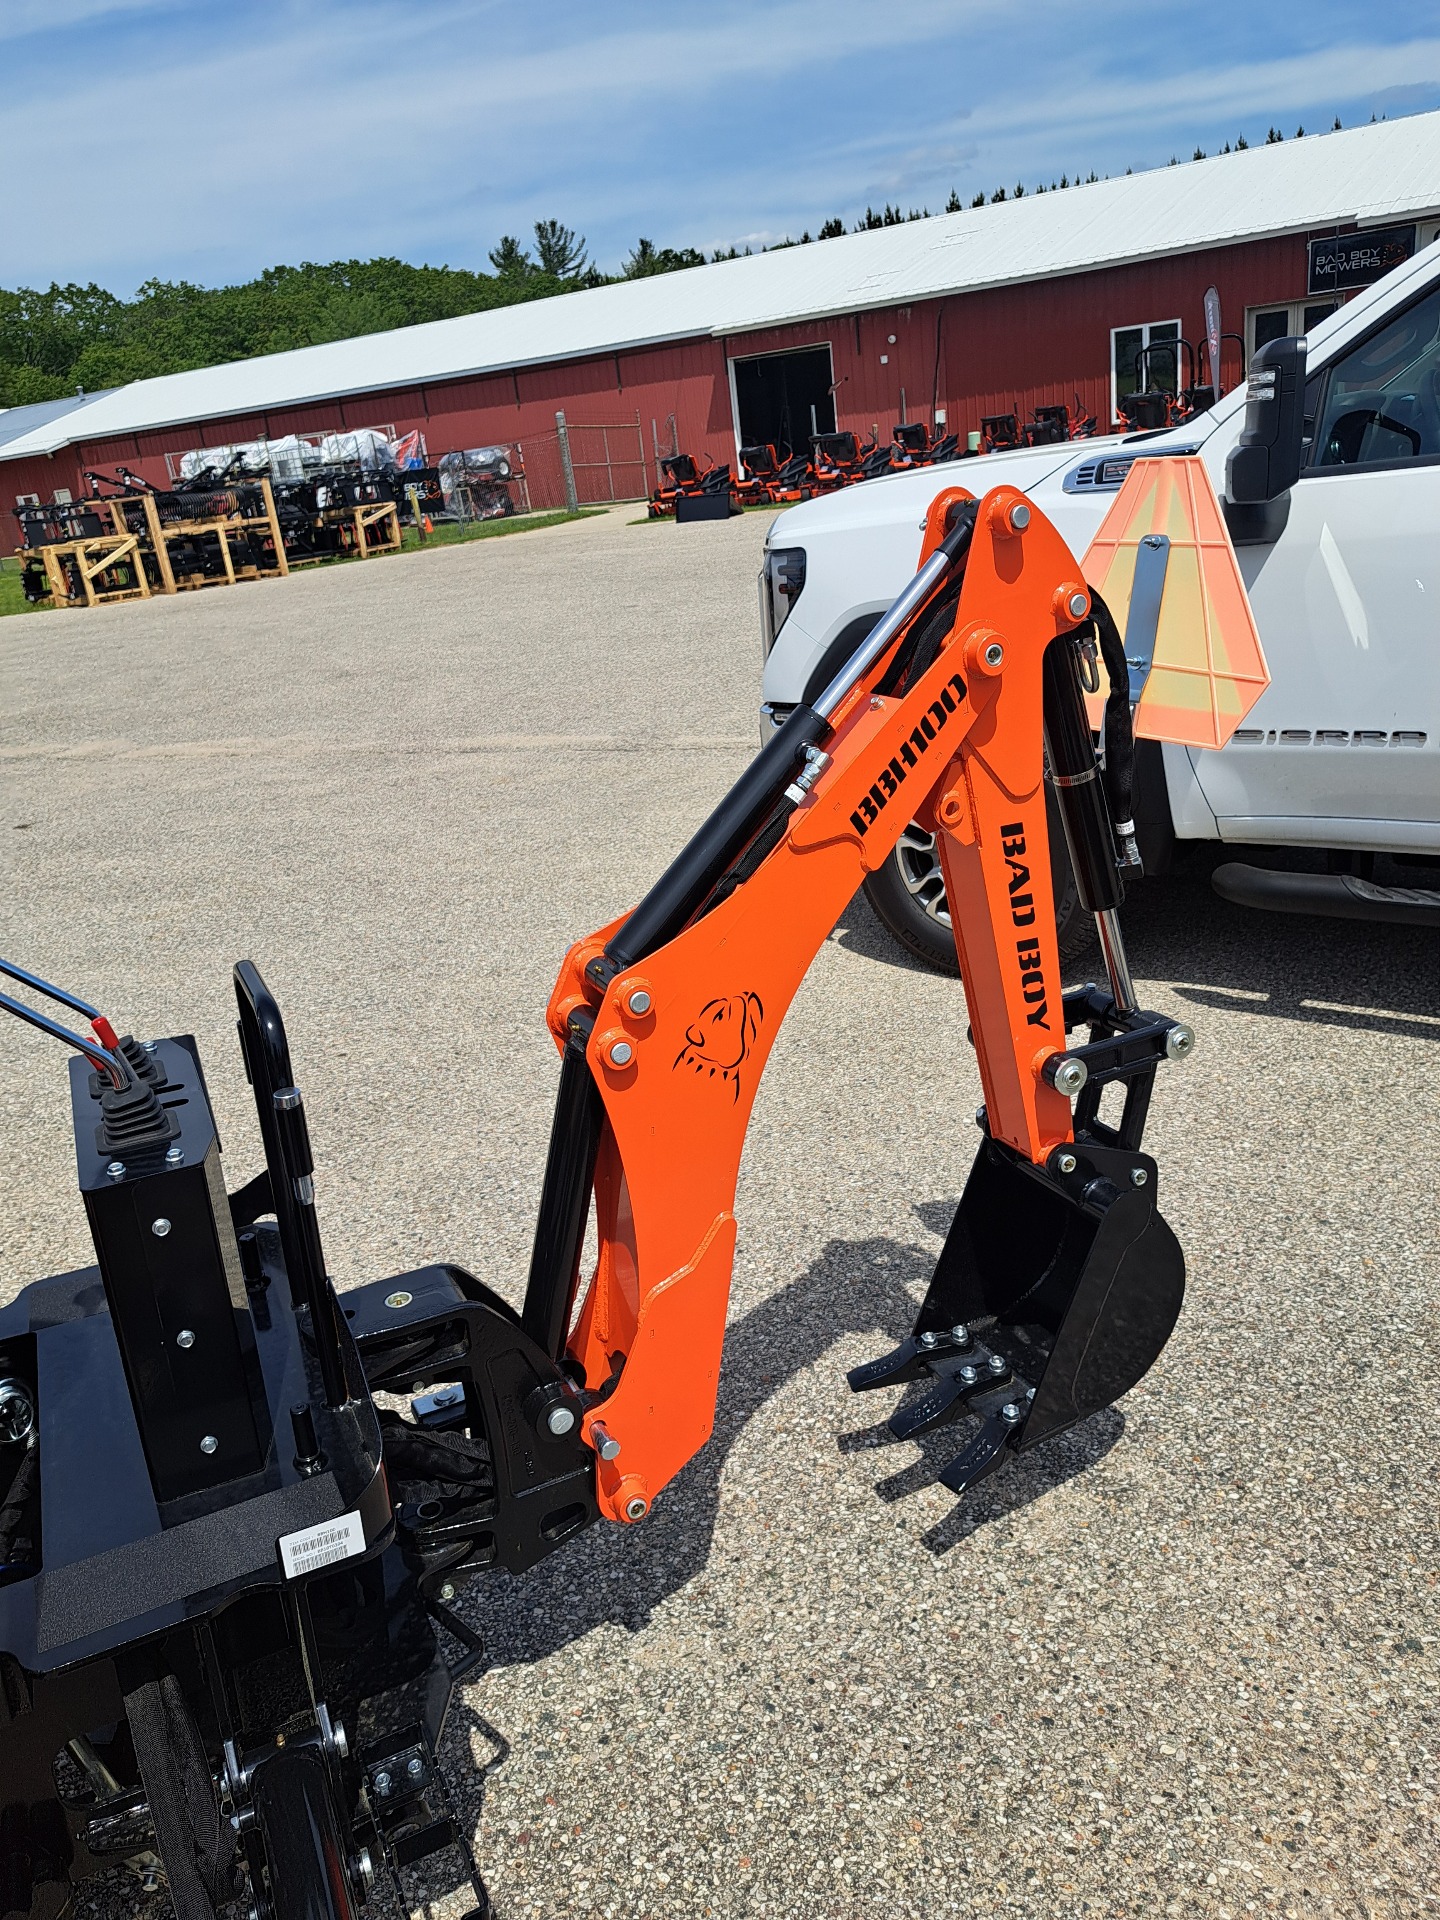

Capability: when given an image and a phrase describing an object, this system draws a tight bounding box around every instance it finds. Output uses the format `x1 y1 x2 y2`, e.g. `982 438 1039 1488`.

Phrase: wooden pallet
346 500 402 557
40 531 151 608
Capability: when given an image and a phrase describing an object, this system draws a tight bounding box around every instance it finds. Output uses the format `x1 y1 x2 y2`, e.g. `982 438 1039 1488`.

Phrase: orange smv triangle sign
1080 455 1269 750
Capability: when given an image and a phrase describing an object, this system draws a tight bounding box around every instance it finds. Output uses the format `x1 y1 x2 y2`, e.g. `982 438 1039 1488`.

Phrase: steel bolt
1131 1167 1149 1187
626 989 652 1016
983 641 1005 668
987 1353 1007 1376
1052 1057 1088 1097
607 1038 634 1068
151 1217 171 1237
106 1160 126 1180
1165 1023 1196 1060
143 1040 159 1053
1066 590 1090 620
176 1329 195 1349
1007 501 1032 531
1056 1151 1078 1175
919 1330 938 1348
974 1105 987 1130
373 1769 392 1797
1002 1402 1022 1423
950 1324 970 1345
625 1496 649 1522
165 1146 184 1166
546 1403 577 1437
385 1290 413 1310
200 1435 218 1455
406 1755 424 1780
438 1581 456 1602
591 1421 621 1462
960 1364 978 1385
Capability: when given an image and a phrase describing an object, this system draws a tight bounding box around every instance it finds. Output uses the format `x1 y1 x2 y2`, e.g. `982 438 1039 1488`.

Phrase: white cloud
2 2 1438 286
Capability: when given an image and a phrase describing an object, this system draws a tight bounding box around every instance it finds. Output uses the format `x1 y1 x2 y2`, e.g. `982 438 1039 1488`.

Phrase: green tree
621 238 704 277
533 219 588 278
818 217 844 239
488 235 534 277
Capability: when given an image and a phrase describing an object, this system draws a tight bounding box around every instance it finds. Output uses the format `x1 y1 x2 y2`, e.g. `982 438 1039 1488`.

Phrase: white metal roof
0 390 117 450
7 111 1440 463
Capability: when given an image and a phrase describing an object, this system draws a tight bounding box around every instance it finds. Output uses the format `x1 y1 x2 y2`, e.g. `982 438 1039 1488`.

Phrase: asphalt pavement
3 506 1437 1920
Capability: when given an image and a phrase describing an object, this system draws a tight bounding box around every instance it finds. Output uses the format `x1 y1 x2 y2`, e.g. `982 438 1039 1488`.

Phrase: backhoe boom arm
524 483 1192 1522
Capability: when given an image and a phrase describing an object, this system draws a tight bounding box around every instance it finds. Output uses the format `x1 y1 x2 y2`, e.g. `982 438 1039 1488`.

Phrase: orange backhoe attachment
522 462 1262 1522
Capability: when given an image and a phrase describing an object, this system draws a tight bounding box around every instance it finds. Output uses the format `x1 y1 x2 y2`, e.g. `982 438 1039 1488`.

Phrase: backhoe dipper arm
527 484 1190 1521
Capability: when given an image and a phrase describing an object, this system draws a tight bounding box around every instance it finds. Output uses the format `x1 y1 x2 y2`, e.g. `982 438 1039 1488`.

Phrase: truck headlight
758 546 806 657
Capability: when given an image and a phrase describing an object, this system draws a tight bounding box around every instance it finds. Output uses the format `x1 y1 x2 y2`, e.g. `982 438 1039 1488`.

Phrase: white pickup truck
758 242 1440 968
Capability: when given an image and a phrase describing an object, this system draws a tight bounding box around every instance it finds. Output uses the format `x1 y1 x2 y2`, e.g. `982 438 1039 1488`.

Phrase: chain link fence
517 413 650 512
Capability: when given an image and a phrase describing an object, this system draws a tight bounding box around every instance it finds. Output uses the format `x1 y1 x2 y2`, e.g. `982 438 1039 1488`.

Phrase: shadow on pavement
830 851 1438 1038
475 1210 1136 1673
1127 852 1439 1039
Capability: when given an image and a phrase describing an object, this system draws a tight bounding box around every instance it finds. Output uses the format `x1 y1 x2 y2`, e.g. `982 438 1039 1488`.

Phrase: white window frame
1245 296 1342 361
727 340 836 468
1109 318 1181 423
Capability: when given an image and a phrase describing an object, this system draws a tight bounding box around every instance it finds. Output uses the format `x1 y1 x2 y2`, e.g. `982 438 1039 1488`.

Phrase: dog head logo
673 993 764 1103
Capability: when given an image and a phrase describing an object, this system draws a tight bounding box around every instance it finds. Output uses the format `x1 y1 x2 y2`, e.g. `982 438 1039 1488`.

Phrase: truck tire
862 783 1092 974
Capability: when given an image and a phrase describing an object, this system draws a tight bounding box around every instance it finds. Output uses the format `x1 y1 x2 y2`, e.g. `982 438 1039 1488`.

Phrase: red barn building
4 112 1440 540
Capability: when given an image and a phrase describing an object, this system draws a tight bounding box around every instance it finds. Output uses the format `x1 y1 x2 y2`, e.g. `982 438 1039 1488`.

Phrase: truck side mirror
1226 336 1307 503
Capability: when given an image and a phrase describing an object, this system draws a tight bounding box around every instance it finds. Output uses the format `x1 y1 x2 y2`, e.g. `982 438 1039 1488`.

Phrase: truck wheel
862 785 1092 974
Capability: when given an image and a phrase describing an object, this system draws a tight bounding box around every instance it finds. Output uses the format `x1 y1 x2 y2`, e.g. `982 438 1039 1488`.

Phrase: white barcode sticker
278 1510 366 1580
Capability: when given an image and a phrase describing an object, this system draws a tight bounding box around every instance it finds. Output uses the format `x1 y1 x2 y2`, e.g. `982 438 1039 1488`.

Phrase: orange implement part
546 485 1158 1521
1081 455 1269 749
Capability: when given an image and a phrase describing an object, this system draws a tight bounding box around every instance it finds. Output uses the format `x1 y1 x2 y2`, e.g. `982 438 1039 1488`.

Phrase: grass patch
398 508 602 552
0 508 600 614
0 557 49 617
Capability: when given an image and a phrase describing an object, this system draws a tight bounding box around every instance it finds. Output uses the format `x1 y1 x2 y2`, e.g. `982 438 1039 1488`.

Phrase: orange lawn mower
808 429 876 491
734 444 783 505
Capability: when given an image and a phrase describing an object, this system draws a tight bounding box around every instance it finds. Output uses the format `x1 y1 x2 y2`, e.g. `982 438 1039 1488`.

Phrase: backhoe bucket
850 1131 1184 1496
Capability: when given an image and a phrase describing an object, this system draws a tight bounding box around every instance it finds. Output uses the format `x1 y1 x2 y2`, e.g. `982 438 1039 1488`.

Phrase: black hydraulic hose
602 703 829 972
1043 634 1123 917
521 1016 607 1359
1087 588 1136 845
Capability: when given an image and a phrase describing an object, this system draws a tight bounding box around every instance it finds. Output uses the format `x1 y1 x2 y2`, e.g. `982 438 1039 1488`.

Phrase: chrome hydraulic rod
812 505 976 720
1094 907 1138 1016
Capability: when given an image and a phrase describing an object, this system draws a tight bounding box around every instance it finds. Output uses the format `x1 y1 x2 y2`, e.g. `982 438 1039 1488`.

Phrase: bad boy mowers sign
1308 225 1416 295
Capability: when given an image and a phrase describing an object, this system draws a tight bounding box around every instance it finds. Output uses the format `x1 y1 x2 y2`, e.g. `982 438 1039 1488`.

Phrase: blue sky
4 0 1440 293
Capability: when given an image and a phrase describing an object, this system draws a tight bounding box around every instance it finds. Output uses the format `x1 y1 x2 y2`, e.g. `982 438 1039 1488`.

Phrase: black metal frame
0 961 599 1920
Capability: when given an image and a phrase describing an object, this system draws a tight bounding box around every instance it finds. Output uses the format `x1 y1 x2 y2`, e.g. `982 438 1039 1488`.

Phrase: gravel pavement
3 506 1437 1920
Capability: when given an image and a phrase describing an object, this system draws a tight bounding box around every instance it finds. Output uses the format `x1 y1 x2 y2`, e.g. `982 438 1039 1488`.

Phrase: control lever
0 956 131 1089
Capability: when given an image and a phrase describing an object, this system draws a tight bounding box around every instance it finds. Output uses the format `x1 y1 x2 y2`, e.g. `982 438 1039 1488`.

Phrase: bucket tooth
888 1371 967 1441
937 1411 1019 1496
848 1322 975 1396
847 1336 924 1394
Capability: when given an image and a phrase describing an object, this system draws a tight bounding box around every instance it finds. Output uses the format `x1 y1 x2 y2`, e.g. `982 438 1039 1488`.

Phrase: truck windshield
1313 282 1440 467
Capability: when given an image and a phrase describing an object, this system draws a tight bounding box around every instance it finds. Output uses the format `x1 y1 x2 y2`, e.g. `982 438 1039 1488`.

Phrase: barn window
1110 319 1180 421
1245 299 1338 361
